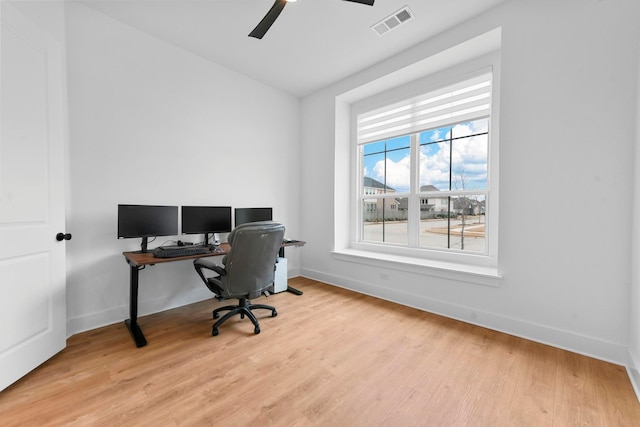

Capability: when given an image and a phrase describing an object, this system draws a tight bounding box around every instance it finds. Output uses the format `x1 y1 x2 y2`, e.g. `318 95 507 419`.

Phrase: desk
122 240 305 347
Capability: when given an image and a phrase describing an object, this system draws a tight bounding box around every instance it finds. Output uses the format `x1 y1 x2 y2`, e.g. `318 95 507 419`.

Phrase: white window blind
357 72 492 145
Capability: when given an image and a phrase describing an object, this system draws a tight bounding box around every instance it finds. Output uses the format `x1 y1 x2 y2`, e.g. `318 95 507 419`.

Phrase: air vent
371 6 414 36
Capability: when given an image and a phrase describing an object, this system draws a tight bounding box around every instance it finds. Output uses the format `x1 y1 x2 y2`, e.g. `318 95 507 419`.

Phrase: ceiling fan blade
342 0 375 5
249 0 288 39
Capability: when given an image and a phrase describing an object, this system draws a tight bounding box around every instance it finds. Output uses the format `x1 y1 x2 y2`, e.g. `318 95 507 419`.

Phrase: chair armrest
194 258 219 270
210 265 226 276
193 259 226 289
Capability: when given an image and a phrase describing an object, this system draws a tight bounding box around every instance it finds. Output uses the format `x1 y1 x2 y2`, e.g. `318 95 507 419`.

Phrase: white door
0 3 67 391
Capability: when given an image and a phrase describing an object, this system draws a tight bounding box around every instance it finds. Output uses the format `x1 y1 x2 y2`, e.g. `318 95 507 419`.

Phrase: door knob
56 232 72 241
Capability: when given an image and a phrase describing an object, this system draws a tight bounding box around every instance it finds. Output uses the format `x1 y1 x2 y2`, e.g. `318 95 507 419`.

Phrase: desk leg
124 265 147 347
286 286 303 296
279 247 303 296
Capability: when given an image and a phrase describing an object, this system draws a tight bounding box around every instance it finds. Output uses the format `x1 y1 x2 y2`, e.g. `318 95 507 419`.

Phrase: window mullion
408 133 420 247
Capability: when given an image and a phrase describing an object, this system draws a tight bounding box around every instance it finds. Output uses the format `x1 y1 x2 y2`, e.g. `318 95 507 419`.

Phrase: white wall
64 2 301 334
630 39 640 396
8 1 66 43
300 0 640 365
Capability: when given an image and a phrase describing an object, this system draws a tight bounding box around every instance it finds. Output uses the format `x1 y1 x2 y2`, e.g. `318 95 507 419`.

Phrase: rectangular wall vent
371 6 414 36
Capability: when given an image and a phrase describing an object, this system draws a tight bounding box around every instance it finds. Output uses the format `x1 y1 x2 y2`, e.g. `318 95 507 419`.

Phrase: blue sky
363 118 489 193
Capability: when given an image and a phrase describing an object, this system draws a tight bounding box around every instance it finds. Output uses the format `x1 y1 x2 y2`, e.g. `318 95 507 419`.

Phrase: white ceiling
76 0 507 97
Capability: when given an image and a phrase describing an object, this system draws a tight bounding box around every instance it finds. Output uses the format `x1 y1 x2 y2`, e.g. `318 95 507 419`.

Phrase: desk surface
123 243 230 267
123 240 306 267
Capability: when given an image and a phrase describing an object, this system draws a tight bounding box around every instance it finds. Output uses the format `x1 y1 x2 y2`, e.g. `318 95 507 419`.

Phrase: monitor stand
204 233 220 247
132 237 150 254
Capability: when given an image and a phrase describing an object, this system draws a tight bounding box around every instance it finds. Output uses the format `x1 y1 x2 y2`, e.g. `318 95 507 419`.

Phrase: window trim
348 53 501 271
332 248 503 287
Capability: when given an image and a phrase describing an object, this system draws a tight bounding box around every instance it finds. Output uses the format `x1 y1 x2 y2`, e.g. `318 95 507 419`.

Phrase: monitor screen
117 204 178 239
234 207 273 226
181 206 232 234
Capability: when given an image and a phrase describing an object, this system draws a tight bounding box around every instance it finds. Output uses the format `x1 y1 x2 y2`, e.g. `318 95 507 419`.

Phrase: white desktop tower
273 257 288 293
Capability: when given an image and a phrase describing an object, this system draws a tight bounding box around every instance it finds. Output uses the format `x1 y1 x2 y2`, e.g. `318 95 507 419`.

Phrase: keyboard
153 246 210 258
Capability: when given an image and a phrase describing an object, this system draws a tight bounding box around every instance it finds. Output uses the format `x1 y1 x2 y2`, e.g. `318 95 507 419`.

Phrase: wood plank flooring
1 277 639 426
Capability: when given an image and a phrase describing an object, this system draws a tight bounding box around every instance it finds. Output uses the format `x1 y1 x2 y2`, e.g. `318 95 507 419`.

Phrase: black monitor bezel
234 207 273 227
117 204 179 239
117 204 179 253
181 206 232 235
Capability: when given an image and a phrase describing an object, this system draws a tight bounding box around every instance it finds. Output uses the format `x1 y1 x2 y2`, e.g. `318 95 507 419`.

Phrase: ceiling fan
249 0 375 39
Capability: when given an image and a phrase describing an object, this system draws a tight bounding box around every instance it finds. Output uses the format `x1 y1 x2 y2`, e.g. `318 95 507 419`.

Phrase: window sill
332 248 502 287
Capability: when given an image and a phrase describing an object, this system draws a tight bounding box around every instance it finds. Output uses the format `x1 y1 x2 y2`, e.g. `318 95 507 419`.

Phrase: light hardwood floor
1 277 639 426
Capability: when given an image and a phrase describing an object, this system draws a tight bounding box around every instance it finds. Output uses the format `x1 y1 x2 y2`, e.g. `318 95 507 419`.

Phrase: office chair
193 221 285 336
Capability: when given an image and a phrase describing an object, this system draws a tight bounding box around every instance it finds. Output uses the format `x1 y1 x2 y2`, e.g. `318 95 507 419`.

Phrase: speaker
213 233 220 245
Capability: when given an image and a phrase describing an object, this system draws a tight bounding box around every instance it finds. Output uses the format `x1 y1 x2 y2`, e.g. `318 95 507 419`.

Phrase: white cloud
373 156 410 191
449 123 488 169
370 120 488 191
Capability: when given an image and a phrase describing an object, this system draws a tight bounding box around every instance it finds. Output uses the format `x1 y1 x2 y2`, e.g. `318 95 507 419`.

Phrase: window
355 71 495 260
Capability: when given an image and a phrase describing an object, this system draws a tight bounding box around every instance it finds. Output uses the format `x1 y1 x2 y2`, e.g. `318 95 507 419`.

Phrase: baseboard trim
66 287 212 337
300 267 629 367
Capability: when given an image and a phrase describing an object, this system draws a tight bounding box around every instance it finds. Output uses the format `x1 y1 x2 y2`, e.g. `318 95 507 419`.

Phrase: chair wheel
254 326 261 334
212 328 219 336
272 309 278 317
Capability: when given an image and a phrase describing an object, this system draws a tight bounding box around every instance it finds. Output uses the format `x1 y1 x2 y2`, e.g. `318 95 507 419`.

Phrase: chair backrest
220 221 285 299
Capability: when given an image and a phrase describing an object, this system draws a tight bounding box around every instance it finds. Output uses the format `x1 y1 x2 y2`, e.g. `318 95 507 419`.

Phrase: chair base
211 297 277 336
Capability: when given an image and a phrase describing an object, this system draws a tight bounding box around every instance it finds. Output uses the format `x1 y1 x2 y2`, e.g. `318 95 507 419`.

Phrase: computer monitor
118 204 179 253
234 207 273 226
181 206 232 246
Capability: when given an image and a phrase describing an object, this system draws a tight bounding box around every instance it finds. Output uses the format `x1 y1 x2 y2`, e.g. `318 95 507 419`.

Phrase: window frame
349 57 500 271
358 119 490 253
